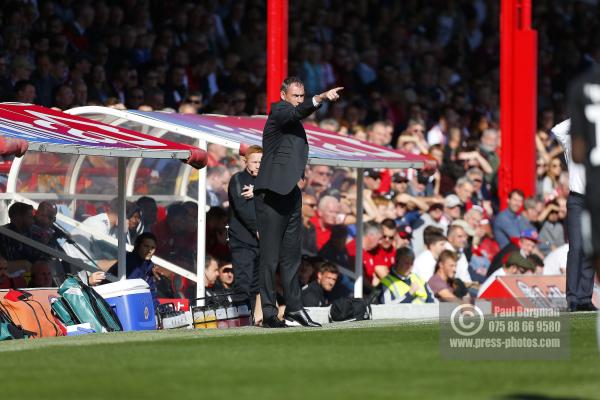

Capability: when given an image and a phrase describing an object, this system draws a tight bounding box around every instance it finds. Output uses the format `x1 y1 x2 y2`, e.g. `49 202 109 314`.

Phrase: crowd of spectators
0 0 594 306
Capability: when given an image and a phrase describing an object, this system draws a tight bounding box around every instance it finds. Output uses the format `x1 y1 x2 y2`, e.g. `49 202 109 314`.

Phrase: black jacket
254 99 319 195
228 170 258 246
302 281 327 307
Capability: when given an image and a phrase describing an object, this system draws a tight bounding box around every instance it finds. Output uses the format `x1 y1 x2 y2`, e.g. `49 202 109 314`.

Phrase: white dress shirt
551 119 586 194
413 250 437 282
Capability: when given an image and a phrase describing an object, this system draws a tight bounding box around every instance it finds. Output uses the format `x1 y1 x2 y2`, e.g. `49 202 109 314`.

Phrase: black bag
329 298 372 322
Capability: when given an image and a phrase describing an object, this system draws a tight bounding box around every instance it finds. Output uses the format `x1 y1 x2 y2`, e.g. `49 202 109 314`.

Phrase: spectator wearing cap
301 262 339 307
493 189 530 248
412 201 447 256
442 194 463 226
310 196 342 251
379 247 434 304
363 168 381 191
346 221 383 290
478 252 536 296
396 224 413 249
408 171 435 198
413 228 448 282
487 229 541 278
427 250 471 303
389 171 409 199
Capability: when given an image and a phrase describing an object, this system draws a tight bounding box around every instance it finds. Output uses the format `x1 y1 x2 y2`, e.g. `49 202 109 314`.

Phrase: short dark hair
424 231 446 247
205 255 218 270
395 247 415 270
14 80 34 94
434 250 458 272
527 254 544 268
134 232 157 248
508 189 525 199
166 202 187 220
423 226 445 246
280 76 304 93
136 196 157 208
8 202 33 220
381 218 396 231
317 262 339 275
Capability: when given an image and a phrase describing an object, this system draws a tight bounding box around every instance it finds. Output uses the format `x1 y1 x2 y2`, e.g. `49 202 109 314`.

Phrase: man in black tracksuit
228 145 263 319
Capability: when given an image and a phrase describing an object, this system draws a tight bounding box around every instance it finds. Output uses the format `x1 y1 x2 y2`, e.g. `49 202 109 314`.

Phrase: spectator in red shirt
153 203 190 265
346 221 383 289
310 195 342 251
372 218 398 284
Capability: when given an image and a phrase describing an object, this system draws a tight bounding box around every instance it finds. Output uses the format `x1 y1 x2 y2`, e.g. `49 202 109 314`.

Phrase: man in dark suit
254 76 343 328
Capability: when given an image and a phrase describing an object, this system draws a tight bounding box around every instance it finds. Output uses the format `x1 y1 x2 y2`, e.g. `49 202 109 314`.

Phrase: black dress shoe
262 316 287 328
284 309 322 327
575 303 598 312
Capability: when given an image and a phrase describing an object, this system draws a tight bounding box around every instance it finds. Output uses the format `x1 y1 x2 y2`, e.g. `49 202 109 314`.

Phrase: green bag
0 307 27 340
52 275 123 333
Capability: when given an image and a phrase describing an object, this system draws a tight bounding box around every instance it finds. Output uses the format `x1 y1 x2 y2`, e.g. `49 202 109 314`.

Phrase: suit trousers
230 237 260 311
566 192 594 307
254 187 303 319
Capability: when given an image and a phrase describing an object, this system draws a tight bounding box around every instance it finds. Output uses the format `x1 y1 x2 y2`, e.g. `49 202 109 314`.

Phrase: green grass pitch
0 315 597 400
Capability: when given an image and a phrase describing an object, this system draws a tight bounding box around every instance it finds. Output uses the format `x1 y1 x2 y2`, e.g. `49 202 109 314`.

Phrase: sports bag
328 298 372 322
0 289 63 338
0 304 28 340
52 275 122 333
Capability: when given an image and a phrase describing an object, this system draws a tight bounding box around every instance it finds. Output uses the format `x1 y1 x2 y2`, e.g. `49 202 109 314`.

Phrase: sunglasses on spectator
187 98 202 104
304 203 317 209
382 235 395 240
221 268 233 273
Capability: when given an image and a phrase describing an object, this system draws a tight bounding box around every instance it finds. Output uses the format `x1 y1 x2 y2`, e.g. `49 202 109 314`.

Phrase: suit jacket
255 99 319 195
227 170 258 246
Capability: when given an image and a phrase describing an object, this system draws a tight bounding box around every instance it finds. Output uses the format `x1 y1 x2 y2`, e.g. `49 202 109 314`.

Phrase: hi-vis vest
380 272 429 304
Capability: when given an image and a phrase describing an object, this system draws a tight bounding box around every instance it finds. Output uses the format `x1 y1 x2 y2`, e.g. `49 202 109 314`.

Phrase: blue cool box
94 279 156 331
